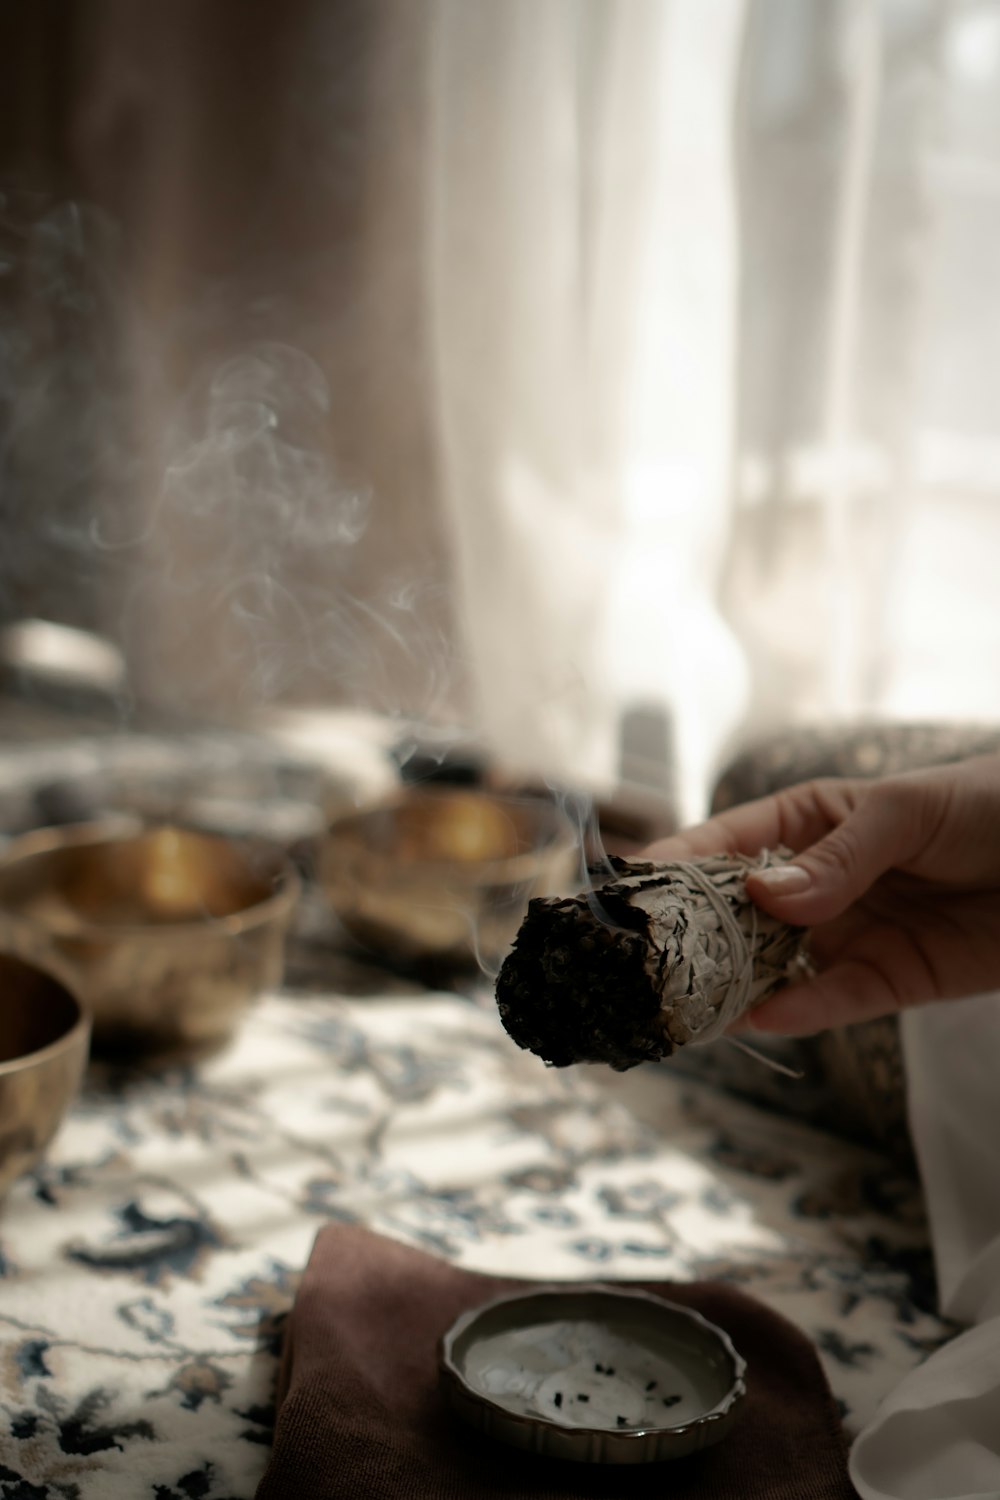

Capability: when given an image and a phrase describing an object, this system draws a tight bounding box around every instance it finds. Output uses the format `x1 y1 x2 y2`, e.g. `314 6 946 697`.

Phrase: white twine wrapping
668 857 760 1044
619 847 808 1063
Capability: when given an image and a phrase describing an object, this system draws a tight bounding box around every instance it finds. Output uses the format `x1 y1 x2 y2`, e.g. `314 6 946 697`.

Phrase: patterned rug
0 975 952 1499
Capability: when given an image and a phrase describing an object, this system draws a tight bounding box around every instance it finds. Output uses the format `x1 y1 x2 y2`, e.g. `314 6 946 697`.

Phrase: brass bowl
0 952 90 1199
0 823 300 1053
319 787 578 967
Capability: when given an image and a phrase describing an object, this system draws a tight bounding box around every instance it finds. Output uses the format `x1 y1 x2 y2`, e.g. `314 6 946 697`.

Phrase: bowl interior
0 826 289 932
0 952 83 1064
334 791 573 870
444 1287 741 1434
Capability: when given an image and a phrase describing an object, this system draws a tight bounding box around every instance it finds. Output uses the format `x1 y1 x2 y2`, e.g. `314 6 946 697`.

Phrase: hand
644 754 1000 1036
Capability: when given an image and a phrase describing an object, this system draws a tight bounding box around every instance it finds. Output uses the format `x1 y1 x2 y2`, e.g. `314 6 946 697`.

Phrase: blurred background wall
1 0 462 730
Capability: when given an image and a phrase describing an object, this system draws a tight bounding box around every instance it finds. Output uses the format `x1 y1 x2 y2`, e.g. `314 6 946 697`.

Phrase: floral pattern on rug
0 982 955 1499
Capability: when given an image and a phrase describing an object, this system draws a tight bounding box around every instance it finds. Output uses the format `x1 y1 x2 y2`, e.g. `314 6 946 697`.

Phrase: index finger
643 780 857 862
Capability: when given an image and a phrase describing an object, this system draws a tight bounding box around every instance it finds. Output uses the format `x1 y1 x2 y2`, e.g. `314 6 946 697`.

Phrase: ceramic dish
440 1284 746 1464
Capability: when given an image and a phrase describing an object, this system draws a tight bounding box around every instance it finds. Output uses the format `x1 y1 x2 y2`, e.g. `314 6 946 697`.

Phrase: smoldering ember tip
494 852 807 1071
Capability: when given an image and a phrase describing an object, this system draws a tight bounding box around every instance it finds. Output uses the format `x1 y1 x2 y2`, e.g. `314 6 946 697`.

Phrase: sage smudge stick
495 851 808 1071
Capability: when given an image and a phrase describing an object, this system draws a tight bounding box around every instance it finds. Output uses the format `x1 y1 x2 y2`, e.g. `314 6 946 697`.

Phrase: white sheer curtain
727 0 1000 743
418 0 747 819
363 0 1000 820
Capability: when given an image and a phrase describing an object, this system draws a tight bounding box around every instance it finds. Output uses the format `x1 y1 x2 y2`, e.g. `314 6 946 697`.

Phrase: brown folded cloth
255 1224 857 1500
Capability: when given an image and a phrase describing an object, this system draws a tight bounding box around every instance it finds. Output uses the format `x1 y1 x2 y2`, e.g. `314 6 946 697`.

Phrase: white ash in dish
465 1319 706 1430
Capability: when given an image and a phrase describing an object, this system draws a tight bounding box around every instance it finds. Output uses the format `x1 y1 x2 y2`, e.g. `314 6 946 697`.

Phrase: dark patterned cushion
712 722 1000 810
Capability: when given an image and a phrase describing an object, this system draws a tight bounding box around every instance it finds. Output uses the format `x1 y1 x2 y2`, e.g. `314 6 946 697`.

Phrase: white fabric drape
424 0 625 790
417 0 1000 812
727 0 1000 745
849 995 1000 1499
21 0 1000 811
423 0 746 814
72 0 744 811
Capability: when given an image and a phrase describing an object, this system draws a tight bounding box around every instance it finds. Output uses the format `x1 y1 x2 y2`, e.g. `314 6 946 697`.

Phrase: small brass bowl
319 787 578 967
0 952 90 1200
0 823 300 1053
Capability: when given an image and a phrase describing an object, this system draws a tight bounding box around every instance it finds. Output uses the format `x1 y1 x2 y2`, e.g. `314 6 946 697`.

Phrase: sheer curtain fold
729 0 1000 743
424 0 609 784
423 0 747 810
422 0 621 788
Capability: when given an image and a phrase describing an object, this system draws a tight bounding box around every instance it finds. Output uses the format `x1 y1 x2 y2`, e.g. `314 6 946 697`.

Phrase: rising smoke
1 189 461 741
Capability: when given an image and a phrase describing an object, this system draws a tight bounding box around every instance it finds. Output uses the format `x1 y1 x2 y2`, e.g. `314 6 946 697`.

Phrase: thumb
745 788 915 924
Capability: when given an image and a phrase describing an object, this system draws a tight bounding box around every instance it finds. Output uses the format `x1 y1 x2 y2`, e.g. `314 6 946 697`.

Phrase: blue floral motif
528 1204 579 1227
0 1464 81 1499
67 1200 221 1287
597 1179 682 1220
215 1263 300 1353
569 1238 615 1262
14 1340 52 1380
35 1384 156 1456
153 1462 237 1500
118 1296 176 1345
0 974 948 1496
817 1329 877 1369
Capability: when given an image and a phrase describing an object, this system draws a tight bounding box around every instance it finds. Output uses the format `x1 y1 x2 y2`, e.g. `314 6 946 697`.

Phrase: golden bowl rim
322 786 578 881
0 950 91 1078
0 819 302 941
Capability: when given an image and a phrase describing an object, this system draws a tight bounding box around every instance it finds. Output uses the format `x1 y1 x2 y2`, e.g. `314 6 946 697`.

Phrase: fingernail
752 864 811 894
